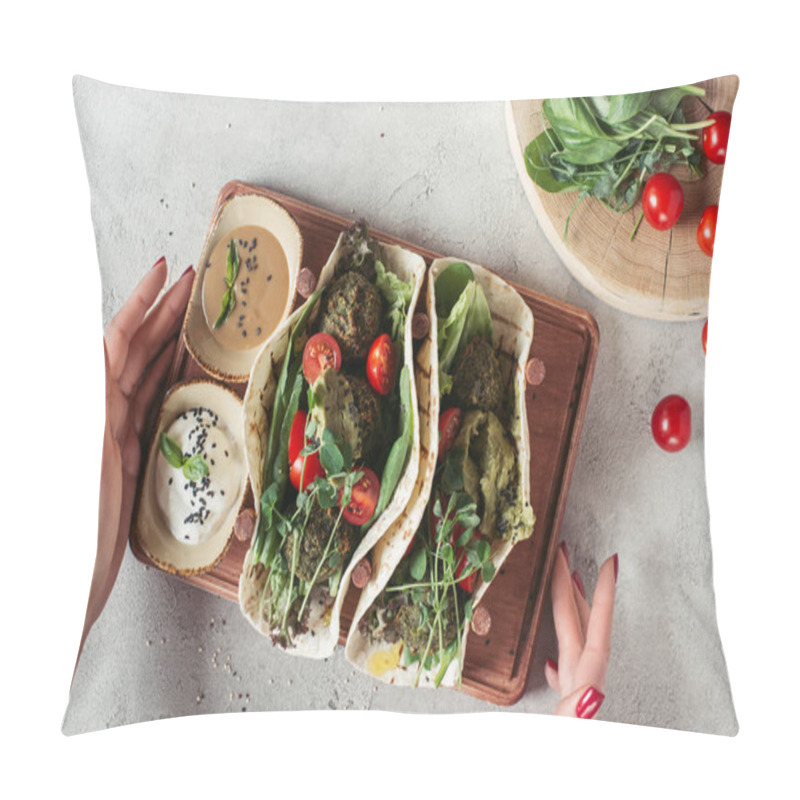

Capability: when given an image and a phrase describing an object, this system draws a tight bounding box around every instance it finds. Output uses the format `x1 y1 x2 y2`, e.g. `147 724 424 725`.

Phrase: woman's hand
546 542 617 719
74 257 194 677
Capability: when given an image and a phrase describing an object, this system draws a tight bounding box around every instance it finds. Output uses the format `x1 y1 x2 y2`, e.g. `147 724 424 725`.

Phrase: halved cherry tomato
438 407 462 460
651 395 691 453
289 451 325 491
288 410 308 465
702 111 731 165
642 173 684 231
366 333 396 396
697 205 718 258
303 333 341 385
453 549 478 593
702 320 708 355
341 467 380 525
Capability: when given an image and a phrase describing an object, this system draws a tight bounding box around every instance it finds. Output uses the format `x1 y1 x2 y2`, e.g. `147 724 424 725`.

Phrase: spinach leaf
588 92 652 124
524 129 576 194
372 364 413 522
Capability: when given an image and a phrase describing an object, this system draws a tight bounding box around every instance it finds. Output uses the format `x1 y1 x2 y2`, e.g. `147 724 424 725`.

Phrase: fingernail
560 542 569 568
152 256 166 270
613 553 619 583
572 571 586 599
545 658 558 672
576 686 604 720
182 265 195 277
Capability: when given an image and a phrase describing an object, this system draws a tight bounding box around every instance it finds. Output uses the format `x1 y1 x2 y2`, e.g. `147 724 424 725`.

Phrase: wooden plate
505 76 739 321
130 181 599 706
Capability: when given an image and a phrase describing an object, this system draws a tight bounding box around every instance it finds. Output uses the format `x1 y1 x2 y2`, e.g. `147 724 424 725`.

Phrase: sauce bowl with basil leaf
133 379 249 575
183 190 303 382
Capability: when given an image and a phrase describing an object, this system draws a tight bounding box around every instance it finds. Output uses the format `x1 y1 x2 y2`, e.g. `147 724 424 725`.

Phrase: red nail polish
613 553 619 583
152 256 166 270
546 658 558 672
182 265 195 277
560 542 569 568
576 686 604 720
572 571 586 599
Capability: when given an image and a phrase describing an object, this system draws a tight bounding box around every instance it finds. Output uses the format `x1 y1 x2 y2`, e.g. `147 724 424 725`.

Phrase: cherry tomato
288 410 308 465
642 173 684 231
303 333 341 385
651 395 691 453
438 407 462 460
341 467 380 525
702 320 708 355
702 111 731 165
366 333 396 396
697 205 718 258
289 451 325 491
453 549 478 593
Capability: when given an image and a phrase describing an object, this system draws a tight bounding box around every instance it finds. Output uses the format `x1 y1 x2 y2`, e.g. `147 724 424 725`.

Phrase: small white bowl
133 379 249 575
183 190 303 382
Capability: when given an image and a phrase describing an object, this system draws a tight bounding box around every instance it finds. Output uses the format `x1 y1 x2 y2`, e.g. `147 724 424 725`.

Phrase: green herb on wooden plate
523 86 714 237
213 240 240 328
159 432 210 481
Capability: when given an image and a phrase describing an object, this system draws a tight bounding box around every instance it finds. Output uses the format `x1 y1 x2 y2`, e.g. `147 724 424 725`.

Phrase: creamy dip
202 224 291 350
155 407 242 546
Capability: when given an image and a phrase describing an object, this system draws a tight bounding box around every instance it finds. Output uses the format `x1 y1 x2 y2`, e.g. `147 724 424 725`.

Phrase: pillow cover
64 74 738 735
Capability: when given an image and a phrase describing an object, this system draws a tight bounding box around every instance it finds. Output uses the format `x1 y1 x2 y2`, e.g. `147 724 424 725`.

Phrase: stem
629 211 644 242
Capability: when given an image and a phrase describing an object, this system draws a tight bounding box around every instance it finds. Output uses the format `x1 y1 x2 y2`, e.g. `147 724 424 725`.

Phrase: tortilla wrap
344 257 535 687
238 233 426 659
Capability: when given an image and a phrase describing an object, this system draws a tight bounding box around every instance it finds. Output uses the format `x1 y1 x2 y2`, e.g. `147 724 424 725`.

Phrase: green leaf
523 129 575 194
213 285 235 329
159 432 185 469
440 542 454 566
648 85 705 119
409 547 427 581
372 365 413 521
588 92 652 124
482 562 496 583
433 261 474 319
464 598 474 621
182 453 209 481
317 480 338 509
225 239 240 287
319 440 344 476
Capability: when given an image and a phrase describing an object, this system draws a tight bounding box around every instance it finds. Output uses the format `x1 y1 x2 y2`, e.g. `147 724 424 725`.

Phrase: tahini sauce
202 224 290 350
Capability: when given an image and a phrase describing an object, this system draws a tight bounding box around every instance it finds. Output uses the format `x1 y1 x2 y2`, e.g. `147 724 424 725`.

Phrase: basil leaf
213 286 235 329
159 432 185 469
409 547 427 581
225 240 240 287
182 453 209 481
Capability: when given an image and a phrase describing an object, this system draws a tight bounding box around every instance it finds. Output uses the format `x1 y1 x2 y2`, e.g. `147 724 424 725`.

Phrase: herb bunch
159 432 210 481
524 86 713 236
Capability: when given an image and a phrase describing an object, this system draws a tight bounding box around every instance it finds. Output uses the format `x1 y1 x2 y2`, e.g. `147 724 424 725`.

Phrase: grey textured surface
63 76 737 735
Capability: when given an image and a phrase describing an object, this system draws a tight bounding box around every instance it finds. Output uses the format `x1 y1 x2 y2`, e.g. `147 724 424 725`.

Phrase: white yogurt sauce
155 406 242 546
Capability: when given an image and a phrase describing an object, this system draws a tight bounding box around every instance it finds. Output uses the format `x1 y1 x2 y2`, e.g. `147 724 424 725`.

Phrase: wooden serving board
130 181 598 706
505 75 739 321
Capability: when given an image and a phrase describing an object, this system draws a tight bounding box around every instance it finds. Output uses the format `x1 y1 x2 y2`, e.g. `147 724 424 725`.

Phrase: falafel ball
310 370 383 463
283 502 360 583
394 597 458 654
317 271 383 361
451 337 503 412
